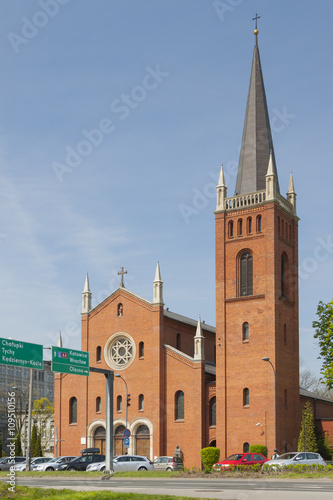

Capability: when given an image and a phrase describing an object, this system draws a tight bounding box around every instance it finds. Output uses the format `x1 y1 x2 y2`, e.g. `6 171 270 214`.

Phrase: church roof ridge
164 309 215 332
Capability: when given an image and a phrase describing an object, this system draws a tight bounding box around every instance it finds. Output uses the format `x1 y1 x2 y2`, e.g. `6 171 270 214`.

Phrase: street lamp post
262 357 277 452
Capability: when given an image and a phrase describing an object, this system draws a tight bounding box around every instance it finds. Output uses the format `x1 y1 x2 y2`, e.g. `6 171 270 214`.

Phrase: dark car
58 448 105 471
0 457 26 471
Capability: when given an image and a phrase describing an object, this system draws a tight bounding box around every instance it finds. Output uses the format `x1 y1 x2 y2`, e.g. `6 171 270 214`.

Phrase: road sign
124 437 130 448
0 337 43 370
52 346 89 376
124 428 131 438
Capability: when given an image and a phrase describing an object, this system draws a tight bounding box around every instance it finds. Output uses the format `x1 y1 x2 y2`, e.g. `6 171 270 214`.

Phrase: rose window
104 332 136 370
111 338 133 366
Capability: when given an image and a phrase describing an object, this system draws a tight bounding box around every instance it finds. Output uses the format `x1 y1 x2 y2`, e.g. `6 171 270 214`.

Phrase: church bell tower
215 24 300 457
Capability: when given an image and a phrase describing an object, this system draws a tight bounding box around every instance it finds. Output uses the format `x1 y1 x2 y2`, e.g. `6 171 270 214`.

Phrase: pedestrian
272 449 279 459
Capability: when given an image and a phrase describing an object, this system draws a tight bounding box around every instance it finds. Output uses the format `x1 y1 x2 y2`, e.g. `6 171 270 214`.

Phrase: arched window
242 322 249 341
69 397 77 424
247 217 252 234
243 388 249 406
281 252 289 297
209 396 216 426
117 303 123 316
96 396 101 413
176 333 181 351
238 219 243 236
256 215 262 233
117 395 122 412
243 442 250 453
96 345 101 362
228 220 234 238
139 341 144 358
175 390 184 420
240 252 253 296
281 220 284 238
139 394 144 411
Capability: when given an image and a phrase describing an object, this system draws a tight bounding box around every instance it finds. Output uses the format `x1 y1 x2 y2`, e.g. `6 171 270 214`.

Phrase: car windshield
277 453 298 460
226 454 243 461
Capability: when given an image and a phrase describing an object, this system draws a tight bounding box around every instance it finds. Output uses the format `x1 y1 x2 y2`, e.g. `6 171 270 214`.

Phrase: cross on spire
118 266 127 288
252 13 261 30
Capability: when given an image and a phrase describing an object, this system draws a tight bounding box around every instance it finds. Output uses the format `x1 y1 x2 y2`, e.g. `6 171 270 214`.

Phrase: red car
213 452 268 471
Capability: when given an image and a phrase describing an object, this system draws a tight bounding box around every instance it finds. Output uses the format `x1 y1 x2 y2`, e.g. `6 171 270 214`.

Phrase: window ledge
226 294 265 303
175 419 184 423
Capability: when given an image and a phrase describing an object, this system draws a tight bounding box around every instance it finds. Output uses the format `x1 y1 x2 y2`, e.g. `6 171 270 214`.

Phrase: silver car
153 456 183 471
86 455 153 472
34 456 77 471
265 452 326 469
11 457 53 471
0 457 26 471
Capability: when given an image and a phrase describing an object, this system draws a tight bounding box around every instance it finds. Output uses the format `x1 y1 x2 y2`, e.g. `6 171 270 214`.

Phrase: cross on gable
118 267 127 288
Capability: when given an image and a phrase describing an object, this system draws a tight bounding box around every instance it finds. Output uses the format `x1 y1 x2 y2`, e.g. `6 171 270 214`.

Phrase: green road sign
0 338 43 370
52 346 89 376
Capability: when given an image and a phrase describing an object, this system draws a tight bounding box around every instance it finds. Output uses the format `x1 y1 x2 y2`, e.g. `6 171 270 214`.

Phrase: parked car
11 457 52 472
58 448 105 471
213 452 268 471
86 454 153 472
34 456 78 471
153 456 183 471
264 452 326 469
0 457 26 471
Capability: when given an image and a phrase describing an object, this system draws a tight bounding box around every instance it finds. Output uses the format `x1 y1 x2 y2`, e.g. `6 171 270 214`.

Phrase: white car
265 452 326 469
11 457 52 471
34 456 77 471
86 455 153 472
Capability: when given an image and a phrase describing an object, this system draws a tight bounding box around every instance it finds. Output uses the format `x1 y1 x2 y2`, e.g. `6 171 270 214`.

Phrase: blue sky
0 0 332 379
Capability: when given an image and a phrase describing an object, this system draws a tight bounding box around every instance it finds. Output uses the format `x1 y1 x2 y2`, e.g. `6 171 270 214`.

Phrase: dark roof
235 39 280 195
300 387 333 405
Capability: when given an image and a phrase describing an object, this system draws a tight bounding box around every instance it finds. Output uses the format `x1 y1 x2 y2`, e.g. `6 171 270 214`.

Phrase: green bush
200 447 220 471
249 444 267 457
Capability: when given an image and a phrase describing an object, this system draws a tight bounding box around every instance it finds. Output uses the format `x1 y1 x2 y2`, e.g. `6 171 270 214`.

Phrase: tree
32 397 54 452
30 424 38 457
34 433 43 457
298 401 318 452
14 432 22 456
299 362 333 401
312 300 333 390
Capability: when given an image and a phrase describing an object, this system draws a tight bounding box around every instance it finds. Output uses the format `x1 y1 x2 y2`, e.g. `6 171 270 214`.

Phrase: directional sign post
0 338 43 370
52 346 89 376
124 437 130 448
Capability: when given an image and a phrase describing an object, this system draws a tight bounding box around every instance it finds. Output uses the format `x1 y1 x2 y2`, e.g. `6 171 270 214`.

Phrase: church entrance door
135 425 150 457
114 425 125 456
93 426 106 455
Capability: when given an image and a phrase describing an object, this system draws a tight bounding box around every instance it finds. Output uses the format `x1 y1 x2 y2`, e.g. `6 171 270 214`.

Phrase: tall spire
235 25 280 195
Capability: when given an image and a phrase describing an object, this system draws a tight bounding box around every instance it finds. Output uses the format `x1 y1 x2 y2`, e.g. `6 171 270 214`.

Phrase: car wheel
166 467 172 471
67 467 76 471
45 467 54 471
138 466 147 471
101 466 105 471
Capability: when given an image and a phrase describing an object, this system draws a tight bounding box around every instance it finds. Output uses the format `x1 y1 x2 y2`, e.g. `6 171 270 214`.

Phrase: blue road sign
124 428 131 438
124 437 130 448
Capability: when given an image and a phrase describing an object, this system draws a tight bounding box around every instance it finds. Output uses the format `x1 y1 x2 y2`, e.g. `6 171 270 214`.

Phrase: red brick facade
54 36 333 468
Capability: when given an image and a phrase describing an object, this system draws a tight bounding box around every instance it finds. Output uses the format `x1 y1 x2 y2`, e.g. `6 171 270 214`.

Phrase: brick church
54 29 332 468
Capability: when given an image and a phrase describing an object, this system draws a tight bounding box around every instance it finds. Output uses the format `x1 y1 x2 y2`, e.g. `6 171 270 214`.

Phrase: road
9 476 333 499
